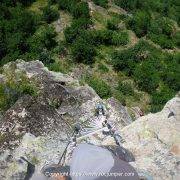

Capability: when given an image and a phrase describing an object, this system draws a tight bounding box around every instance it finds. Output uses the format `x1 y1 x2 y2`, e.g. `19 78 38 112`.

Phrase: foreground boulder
121 97 180 179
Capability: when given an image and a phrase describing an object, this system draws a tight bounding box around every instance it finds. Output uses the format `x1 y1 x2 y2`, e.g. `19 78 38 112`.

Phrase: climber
95 103 105 116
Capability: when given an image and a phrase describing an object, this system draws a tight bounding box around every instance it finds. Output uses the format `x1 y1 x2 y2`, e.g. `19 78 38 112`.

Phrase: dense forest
0 0 179 113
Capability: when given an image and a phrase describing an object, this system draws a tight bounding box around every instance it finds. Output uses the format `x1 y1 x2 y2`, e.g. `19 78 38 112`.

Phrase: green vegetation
117 82 134 96
28 25 57 58
116 0 179 49
72 2 90 19
147 17 176 49
0 0 179 113
150 86 175 112
92 0 108 8
42 5 59 23
133 61 160 93
112 39 179 111
58 0 90 19
114 0 180 25
85 76 112 99
0 0 58 65
111 31 129 46
0 70 38 112
127 11 151 37
0 4 38 64
92 30 129 46
71 37 96 64
98 63 109 73
64 18 92 43
106 19 119 31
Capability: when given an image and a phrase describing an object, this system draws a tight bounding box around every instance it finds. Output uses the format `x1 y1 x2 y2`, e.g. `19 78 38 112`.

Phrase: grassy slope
30 0 179 114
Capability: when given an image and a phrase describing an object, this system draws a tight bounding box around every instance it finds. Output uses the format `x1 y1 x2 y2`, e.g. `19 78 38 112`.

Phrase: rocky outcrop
121 97 180 180
0 60 132 179
0 60 179 180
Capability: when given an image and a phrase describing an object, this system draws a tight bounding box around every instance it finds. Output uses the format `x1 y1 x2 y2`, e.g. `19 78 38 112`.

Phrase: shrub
149 17 174 37
112 40 162 75
147 17 176 49
48 61 64 73
42 5 59 23
150 86 175 112
148 33 175 49
86 77 112 99
38 50 54 65
114 0 163 13
106 19 119 30
92 0 108 8
127 10 151 37
53 42 67 56
92 30 113 45
161 53 180 91
28 25 57 53
114 0 138 11
71 37 96 64
117 81 134 96
0 5 37 62
133 61 160 93
98 63 109 73
0 31 7 60
112 50 134 75
64 26 79 44
1 0 36 7
111 31 129 46
64 18 92 43
72 2 90 19
58 0 74 11
173 31 180 48
48 0 58 5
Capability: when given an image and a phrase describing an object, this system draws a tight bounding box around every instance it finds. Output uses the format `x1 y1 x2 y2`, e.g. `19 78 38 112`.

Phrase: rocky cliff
0 60 179 180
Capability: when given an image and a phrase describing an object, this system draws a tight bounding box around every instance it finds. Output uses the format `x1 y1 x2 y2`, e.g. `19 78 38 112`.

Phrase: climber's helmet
96 103 105 115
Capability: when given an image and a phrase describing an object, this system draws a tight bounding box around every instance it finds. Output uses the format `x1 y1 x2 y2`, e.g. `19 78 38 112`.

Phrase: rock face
121 97 180 180
0 60 179 180
0 60 132 179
